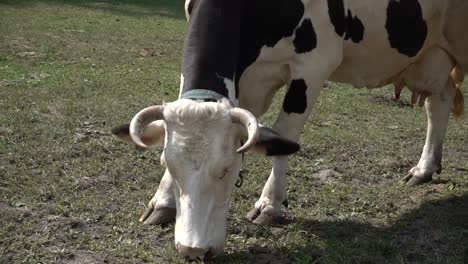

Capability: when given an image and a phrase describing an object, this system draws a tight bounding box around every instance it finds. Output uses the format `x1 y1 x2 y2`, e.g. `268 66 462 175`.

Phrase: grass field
1 1 467 263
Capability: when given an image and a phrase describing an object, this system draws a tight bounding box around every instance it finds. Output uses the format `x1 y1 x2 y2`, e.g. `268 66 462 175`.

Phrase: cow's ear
252 127 300 156
112 124 133 144
111 120 165 148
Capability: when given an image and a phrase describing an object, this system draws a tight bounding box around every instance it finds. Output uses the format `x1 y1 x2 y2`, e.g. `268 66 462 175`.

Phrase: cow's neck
180 0 243 105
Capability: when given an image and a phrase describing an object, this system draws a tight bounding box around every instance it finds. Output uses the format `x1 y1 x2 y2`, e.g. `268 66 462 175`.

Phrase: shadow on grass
223 194 468 263
0 0 187 19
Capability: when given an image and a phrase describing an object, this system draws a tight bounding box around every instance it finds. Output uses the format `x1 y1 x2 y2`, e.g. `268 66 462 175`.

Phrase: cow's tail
451 65 465 118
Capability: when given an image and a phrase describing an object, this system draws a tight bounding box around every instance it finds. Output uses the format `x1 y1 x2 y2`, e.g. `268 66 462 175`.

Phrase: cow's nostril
204 248 214 260
183 256 201 262
177 243 209 261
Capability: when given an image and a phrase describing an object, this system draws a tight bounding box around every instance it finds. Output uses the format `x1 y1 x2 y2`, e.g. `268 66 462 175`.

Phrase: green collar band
181 89 231 104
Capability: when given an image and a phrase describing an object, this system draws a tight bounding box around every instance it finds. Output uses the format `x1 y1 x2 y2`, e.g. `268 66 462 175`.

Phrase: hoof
401 167 434 186
139 206 176 225
246 207 283 225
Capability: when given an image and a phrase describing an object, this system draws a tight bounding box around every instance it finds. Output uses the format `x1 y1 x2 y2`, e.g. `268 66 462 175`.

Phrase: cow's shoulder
237 0 307 79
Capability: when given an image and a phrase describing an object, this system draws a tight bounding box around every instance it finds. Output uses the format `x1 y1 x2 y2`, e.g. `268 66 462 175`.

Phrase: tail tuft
451 65 465 118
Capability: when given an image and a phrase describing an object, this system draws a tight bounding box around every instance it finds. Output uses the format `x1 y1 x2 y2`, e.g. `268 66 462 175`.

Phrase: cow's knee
246 156 289 225
140 170 176 224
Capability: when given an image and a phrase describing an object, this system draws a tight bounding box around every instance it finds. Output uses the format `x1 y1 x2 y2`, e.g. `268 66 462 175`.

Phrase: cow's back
329 0 449 88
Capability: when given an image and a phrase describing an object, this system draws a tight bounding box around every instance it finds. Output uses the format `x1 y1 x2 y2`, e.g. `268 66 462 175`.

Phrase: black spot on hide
283 79 308 114
327 0 364 43
344 10 364 43
294 19 317 53
327 0 345 36
386 0 427 57
182 0 306 99
181 0 243 97
235 0 305 95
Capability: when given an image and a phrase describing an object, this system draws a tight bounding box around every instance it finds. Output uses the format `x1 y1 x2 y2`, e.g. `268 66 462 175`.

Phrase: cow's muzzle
176 243 214 261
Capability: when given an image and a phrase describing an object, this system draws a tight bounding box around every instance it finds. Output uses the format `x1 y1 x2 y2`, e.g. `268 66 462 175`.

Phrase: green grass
1 1 467 263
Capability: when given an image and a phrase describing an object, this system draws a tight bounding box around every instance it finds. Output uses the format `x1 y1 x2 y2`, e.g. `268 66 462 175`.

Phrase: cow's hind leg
139 169 176 224
402 78 456 185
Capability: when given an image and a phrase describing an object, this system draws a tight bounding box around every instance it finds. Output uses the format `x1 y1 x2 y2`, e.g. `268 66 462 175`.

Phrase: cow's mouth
176 242 215 261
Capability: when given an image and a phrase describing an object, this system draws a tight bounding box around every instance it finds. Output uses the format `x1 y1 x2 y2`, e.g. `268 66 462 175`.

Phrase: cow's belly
330 0 447 88
330 43 420 88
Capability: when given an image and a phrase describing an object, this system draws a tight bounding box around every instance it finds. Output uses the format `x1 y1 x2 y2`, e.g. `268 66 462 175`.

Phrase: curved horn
231 108 259 153
129 105 165 148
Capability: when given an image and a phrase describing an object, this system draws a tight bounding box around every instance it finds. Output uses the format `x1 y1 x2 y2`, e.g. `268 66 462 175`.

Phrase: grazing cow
112 0 467 260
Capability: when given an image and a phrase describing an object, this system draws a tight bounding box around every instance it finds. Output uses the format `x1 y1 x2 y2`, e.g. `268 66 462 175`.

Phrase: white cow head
113 99 299 260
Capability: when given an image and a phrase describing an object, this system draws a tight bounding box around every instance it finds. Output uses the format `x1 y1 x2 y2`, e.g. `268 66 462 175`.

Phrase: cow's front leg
402 79 456 185
247 75 329 225
139 169 176 224
246 11 343 224
246 155 289 225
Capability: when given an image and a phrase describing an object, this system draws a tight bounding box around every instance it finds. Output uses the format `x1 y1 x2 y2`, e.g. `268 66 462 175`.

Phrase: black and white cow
113 0 467 260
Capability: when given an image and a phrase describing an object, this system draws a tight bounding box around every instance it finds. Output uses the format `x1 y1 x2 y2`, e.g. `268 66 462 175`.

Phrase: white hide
223 77 239 106
178 74 184 99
